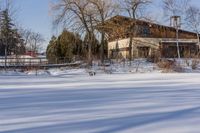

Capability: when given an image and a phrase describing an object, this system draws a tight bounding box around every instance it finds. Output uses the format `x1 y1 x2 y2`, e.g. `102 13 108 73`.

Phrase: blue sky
13 0 52 47
7 0 200 49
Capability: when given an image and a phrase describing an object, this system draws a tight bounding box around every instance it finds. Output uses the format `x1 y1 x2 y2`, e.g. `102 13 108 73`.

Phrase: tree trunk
129 34 133 66
88 32 93 67
197 33 200 46
4 44 7 71
100 32 105 64
176 28 180 58
196 33 200 55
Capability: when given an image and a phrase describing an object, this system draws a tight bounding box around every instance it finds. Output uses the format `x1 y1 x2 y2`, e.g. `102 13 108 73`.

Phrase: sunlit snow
1 71 200 133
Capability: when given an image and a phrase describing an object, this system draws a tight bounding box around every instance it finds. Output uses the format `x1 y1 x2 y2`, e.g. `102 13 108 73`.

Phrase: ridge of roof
108 15 198 35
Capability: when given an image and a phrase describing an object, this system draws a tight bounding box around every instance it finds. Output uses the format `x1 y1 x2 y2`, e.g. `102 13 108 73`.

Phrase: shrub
147 50 160 63
157 59 175 70
191 59 199 70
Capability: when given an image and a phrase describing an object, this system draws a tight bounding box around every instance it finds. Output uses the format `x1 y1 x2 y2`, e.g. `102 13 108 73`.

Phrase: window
137 25 151 37
143 26 150 37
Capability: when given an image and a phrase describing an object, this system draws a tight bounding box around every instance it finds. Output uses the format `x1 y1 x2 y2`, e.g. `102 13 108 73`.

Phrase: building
99 15 199 59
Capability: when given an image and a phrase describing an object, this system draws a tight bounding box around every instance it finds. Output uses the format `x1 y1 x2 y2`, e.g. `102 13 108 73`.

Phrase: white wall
108 37 198 58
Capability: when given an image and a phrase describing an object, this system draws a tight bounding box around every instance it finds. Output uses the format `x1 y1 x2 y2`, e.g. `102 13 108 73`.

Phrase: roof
103 15 198 36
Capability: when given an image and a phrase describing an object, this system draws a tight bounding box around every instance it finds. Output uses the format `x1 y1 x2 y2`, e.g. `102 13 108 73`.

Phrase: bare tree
186 6 200 47
52 0 96 66
120 0 152 19
163 0 191 58
19 29 44 55
89 0 119 64
163 0 190 18
29 32 44 55
119 0 152 65
20 29 32 48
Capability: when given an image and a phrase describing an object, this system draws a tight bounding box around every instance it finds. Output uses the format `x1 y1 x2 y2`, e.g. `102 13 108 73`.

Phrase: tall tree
12 29 25 56
0 9 14 54
186 6 200 47
163 0 191 58
119 0 152 65
72 33 83 57
163 0 190 18
52 0 96 66
89 0 118 64
0 8 15 69
47 36 57 63
84 32 100 58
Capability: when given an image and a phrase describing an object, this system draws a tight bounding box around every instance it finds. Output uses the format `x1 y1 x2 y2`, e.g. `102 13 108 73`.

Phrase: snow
108 59 160 73
1 71 200 133
26 68 86 76
91 59 160 74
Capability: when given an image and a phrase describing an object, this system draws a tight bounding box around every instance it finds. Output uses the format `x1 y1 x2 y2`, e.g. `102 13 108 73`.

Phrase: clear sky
12 0 52 50
7 0 200 50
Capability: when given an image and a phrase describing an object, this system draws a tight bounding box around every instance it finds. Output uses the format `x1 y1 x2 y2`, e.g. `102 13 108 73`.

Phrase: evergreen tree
0 9 14 56
0 9 24 56
57 30 74 60
46 29 84 63
46 36 57 63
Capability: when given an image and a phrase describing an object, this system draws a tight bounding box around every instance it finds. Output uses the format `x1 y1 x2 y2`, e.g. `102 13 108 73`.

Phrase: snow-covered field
1 71 200 133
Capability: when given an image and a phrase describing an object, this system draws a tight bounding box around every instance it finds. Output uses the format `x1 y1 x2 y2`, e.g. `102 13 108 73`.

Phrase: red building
25 51 37 57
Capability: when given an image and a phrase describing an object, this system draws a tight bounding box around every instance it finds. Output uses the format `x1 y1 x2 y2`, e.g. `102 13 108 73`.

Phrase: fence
0 57 83 69
0 57 48 69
